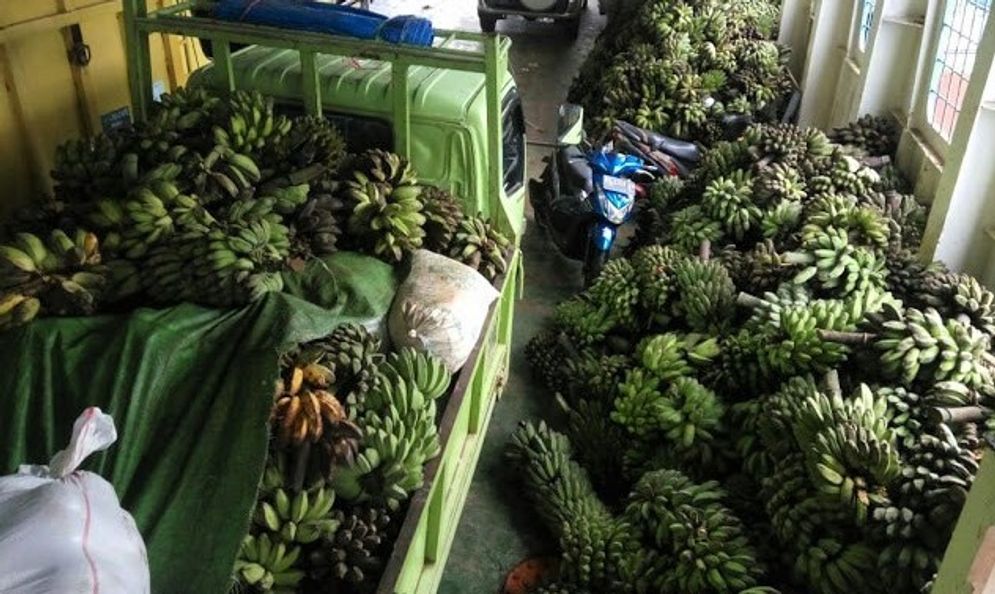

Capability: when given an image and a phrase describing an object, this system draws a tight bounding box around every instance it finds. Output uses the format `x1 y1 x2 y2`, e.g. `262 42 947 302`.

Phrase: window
501 88 526 194
275 102 394 153
925 0 992 140
858 0 877 52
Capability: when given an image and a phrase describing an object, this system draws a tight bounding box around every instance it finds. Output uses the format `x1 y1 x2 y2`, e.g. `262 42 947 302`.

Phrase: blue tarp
214 0 435 47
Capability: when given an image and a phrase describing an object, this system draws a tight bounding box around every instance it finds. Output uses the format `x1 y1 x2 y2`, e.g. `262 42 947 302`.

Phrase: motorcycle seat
652 135 702 163
613 120 701 163
557 145 594 194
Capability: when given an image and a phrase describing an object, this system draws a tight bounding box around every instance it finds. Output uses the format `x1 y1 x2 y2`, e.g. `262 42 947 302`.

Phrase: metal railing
122 0 510 219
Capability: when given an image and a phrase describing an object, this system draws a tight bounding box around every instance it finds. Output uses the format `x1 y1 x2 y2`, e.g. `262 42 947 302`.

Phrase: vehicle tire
479 14 498 33
564 15 581 39
583 246 608 287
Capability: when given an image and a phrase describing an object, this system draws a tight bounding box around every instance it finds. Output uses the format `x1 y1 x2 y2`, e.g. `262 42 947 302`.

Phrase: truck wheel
479 14 497 33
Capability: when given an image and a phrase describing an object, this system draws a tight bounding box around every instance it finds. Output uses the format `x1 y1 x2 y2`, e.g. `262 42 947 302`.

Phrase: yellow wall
0 1 206 217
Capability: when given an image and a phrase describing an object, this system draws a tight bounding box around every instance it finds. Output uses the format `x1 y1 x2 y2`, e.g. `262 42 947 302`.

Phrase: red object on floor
502 556 559 594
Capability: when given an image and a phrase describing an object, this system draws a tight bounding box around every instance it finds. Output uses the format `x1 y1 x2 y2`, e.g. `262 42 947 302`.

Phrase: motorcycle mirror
556 104 585 147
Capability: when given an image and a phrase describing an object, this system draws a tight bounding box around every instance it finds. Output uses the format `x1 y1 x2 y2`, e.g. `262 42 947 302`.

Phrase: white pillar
798 0 857 128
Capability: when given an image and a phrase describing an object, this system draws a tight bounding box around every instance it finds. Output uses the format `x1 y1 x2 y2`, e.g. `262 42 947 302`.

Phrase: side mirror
557 104 584 147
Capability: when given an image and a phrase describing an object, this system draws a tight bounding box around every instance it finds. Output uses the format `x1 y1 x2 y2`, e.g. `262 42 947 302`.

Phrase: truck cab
186 43 527 238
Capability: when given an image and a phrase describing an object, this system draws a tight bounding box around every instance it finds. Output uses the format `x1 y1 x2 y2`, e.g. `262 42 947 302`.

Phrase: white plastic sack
389 250 500 372
0 407 150 594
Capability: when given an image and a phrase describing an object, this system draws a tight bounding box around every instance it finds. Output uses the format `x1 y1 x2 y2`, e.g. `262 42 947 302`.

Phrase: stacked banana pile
520 120 993 594
1 87 512 330
570 0 790 142
0 229 107 329
236 323 454 593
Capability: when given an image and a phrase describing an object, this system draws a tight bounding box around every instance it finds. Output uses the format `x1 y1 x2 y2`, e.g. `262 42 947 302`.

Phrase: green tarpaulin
0 253 398 594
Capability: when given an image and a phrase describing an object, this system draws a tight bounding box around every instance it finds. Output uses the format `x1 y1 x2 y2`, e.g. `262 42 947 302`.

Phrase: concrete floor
374 1 607 591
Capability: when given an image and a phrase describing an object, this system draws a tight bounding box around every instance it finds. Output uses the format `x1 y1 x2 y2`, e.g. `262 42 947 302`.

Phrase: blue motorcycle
530 105 702 285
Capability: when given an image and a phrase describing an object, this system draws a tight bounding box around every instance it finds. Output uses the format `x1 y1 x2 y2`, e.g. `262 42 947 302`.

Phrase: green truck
123 3 526 593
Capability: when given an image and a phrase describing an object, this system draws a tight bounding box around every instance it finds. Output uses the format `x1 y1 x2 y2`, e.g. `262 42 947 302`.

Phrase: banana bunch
118 178 218 259
873 435 962 590
624 469 764 594
447 215 511 282
694 139 752 183
754 163 807 204
272 363 361 449
765 301 855 375
0 229 108 326
268 115 347 174
637 333 693 380
876 386 929 451
154 86 223 142
920 271 995 337
786 227 885 297
870 425 978 587
585 258 640 330
868 303 995 389
383 347 451 401
569 0 790 143
563 350 632 403
720 241 790 294
255 485 338 545
309 506 392 587
292 192 347 257
828 115 899 158
672 256 736 333
420 186 465 252
343 150 426 263
190 145 263 203
820 150 880 197
707 328 772 395
143 231 285 308
51 134 122 201
759 201 803 241
862 190 927 250
630 244 685 318
525 329 572 396
506 421 610 532
553 297 618 347
558 513 639 591
729 399 777 479
754 376 823 456
310 323 383 414
759 454 812 539
221 197 290 257
758 456 882 594
333 364 441 510
0 293 42 331
666 205 725 254
127 106 193 169
234 533 304 593
213 90 292 156
611 368 664 438
789 386 900 525
883 247 943 304
804 194 891 250
657 377 725 466
742 123 813 166
701 170 761 240
790 538 881 594
873 427 975 590
562 397 629 496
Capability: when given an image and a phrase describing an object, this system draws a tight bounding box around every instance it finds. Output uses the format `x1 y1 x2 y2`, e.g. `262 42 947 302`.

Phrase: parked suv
478 0 587 38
